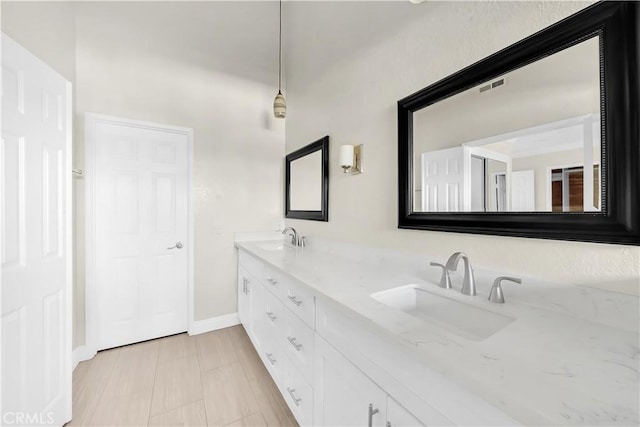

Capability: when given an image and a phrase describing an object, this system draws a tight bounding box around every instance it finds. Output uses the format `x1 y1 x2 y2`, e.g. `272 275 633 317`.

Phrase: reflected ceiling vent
479 78 506 93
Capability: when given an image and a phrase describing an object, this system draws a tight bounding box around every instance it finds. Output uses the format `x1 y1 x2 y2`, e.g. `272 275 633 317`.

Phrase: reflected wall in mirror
398 2 640 245
285 136 329 221
413 36 601 213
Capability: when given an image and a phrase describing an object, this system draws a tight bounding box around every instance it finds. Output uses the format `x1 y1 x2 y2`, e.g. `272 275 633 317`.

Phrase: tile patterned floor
69 325 298 426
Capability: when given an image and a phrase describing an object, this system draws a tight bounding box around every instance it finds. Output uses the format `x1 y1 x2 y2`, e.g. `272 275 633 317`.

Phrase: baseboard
72 345 97 371
189 312 240 336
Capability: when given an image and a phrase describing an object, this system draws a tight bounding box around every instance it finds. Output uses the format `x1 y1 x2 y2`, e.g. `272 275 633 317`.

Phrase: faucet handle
298 236 306 248
429 262 452 289
488 276 522 304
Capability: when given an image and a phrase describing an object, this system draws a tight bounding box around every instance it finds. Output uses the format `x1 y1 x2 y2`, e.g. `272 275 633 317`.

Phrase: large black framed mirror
398 1 640 245
285 136 329 221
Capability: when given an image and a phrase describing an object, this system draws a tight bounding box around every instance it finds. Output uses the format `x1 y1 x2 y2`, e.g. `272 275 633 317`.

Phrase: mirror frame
285 135 329 221
398 1 640 245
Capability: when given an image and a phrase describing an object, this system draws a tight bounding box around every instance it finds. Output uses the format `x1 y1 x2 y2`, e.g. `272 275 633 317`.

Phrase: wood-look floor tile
68 348 120 426
224 411 266 426
201 362 260 426
150 355 203 416
148 400 207 427
196 327 238 372
249 374 298 427
228 326 268 383
158 333 197 364
87 340 159 426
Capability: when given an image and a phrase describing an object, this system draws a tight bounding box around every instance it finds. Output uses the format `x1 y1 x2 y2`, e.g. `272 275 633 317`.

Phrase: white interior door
420 147 464 212
86 114 191 351
511 170 535 211
1 34 72 426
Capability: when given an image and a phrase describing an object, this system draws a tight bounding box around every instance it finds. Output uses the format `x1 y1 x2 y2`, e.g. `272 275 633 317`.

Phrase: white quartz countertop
235 237 640 426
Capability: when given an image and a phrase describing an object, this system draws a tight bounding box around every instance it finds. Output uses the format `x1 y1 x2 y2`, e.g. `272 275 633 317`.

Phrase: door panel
1 33 71 426
91 117 190 350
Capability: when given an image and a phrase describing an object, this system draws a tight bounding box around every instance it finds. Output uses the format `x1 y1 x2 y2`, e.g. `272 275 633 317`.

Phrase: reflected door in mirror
412 36 601 213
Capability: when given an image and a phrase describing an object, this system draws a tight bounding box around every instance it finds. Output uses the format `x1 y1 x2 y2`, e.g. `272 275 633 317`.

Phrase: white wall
284 1 640 294
3 1 286 348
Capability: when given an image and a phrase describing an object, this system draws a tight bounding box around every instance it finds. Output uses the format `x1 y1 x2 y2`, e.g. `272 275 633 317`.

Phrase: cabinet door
314 336 387 427
387 397 425 427
248 280 265 348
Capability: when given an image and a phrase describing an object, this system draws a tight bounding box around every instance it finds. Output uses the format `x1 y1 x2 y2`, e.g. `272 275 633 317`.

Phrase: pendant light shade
274 0 286 119
274 90 286 118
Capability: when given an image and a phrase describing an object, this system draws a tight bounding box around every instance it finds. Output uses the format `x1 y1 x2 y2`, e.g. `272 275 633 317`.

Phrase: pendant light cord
278 0 282 92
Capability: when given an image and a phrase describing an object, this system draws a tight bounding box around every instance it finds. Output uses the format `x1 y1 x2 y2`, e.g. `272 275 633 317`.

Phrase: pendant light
273 0 286 119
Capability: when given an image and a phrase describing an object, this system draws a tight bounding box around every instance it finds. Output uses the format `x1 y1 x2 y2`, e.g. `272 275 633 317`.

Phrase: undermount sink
371 284 514 341
255 241 288 252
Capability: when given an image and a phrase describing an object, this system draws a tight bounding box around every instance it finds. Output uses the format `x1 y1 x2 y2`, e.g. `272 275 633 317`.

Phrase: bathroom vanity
235 235 639 426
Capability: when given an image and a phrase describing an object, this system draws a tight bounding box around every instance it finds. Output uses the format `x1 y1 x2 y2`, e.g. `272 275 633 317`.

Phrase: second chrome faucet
431 252 476 296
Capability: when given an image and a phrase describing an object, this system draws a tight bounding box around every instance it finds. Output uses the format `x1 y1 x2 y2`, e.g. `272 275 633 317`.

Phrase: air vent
479 78 506 93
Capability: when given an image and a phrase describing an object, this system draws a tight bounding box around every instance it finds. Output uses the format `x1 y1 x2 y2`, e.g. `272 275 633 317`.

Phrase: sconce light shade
274 90 286 119
339 144 363 174
339 145 354 172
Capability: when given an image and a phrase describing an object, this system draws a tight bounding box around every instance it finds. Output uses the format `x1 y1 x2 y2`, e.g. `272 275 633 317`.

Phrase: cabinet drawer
239 251 265 283
283 362 314 426
282 278 315 328
263 289 285 337
263 264 286 297
282 309 315 384
258 327 284 387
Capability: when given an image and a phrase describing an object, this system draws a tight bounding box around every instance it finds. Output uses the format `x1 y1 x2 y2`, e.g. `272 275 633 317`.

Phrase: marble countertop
235 236 639 426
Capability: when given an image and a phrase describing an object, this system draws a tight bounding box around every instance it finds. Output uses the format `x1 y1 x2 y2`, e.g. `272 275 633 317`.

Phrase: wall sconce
339 144 363 174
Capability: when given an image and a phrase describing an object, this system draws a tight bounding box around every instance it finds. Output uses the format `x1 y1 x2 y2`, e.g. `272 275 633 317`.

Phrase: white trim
72 345 96 371
84 113 194 355
188 313 240 336
64 81 73 423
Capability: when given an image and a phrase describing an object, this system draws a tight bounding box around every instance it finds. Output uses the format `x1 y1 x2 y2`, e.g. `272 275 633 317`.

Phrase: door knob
167 242 184 250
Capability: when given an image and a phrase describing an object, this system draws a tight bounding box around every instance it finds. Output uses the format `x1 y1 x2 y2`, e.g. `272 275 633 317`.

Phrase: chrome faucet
282 227 299 246
445 252 476 296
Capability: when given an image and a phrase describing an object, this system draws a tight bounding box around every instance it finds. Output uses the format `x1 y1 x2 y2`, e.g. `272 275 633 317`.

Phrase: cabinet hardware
287 336 302 351
266 312 277 322
267 277 278 286
242 278 247 294
368 404 379 427
386 423 391 427
265 352 277 366
287 295 303 306
287 387 302 406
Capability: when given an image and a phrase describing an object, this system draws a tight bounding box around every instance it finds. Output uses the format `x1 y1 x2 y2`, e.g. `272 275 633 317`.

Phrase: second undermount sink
255 241 288 252
371 284 515 341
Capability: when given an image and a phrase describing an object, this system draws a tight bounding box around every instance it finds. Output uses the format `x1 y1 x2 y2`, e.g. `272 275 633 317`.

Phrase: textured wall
284 1 640 294
3 2 286 348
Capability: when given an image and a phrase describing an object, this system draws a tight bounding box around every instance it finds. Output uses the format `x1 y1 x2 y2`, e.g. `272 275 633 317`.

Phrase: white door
1 34 72 426
511 170 535 211
420 147 465 212
86 114 191 351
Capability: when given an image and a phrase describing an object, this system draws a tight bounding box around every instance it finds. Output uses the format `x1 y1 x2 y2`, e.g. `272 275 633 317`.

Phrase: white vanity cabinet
314 335 423 427
238 251 315 425
237 248 430 427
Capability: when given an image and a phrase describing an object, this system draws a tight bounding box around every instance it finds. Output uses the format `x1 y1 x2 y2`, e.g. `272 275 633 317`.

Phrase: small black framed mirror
285 136 329 221
398 1 640 245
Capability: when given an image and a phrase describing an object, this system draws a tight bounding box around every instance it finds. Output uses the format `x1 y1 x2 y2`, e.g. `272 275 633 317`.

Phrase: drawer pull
287 295 303 306
287 387 302 406
265 352 277 366
368 404 379 427
287 336 302 351
267 278 278 286
266 312 277 322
